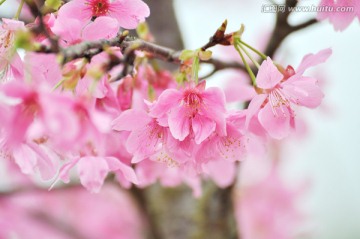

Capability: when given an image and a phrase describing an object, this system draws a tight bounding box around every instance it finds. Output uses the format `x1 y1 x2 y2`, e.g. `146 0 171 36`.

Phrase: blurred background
1 0 360 238
171 1 360 238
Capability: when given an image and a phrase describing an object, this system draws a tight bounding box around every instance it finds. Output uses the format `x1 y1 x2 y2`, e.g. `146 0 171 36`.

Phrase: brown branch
129 186 164 239
35 33 246 80
265 0 318 58
200 20 233 51
24 0 59 52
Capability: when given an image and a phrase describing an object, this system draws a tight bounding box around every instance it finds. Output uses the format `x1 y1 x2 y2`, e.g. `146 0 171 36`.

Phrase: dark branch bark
265 0 318 58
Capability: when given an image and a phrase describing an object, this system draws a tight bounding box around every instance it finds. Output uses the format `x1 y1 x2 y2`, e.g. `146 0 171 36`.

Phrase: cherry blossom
246 49 332 139
149 81 227 144
317 0 359 31
58 0 150 29
0 18 25 82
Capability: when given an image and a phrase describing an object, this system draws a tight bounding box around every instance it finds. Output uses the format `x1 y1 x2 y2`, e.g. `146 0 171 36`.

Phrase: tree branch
35 33 246 79
265 0 318 58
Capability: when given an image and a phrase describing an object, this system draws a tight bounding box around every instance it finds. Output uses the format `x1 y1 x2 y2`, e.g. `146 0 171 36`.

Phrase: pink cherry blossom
247 49 332 139
24 53 62 87
317 0 358 31
57 155 138 193
58 0 150 29
112 108 168 163
149 81 227 144
51 15 119 46
196 117 247 163
0 138 59 181
0 18 25 82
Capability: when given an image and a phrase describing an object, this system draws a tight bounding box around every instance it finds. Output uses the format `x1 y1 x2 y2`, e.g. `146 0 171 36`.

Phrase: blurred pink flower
0 185 144 239
317 0 359 31
58 156 138 193
0 18 25 82
236 167 304 239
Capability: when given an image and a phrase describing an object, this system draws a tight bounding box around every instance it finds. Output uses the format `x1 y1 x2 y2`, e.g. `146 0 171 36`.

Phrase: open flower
247 48 332 139
58 0 150 29
149 81 227 144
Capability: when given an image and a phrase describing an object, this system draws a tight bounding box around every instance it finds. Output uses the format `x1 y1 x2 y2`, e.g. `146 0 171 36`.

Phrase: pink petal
27 142 58 180
126 129 158 163
296 48 332 75
82 16 119 41
203 159 236 188
8 52 24 81
58 0 90 20
112 109 151 131
58 157 80 183
168 106 190 141
201 87 227 136
51 17 83 45
192 115 216 144
149 88 182 118
258 103 291 139
105 157 138 184
1 18 25 31
218 124 246 161
282 77 324 108
12 144 37 176
317 0 356 31
245 94 267 129
77 156 109 193
110 0 150 29
256 57 283 89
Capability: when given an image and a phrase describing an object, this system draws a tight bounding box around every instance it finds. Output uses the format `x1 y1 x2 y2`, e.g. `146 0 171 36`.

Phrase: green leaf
179 49 195 61
45 0 62 10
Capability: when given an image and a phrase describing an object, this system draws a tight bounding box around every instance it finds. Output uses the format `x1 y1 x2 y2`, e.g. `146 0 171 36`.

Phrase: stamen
183 89 203 108
268 88 290 117
85 0 111 17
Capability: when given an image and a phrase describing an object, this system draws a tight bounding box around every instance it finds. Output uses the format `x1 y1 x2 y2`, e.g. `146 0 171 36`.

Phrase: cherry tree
0 0 357 238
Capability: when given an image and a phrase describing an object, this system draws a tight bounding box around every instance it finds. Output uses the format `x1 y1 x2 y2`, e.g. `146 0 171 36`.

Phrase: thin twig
265 0 318 58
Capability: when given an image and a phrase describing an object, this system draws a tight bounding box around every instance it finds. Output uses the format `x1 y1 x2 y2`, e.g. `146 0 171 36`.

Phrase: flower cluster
0 0 332 198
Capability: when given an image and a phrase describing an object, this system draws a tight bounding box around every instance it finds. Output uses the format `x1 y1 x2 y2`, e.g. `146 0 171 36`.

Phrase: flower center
268 88 290 116
87 0 110 17
183 89 202 109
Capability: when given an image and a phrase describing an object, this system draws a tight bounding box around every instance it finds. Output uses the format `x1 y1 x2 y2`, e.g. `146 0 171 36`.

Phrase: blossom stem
237 39 267 60
234 40 256 85
238 43 260 69
14 0 25 20
192 55 200 84
0 0 6 6
52 79 65 91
